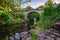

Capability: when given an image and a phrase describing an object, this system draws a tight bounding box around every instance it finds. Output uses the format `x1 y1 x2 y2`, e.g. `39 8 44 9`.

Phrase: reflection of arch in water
27 12 40 22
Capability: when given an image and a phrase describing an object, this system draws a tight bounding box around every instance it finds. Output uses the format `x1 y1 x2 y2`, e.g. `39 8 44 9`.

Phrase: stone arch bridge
14 9 42 20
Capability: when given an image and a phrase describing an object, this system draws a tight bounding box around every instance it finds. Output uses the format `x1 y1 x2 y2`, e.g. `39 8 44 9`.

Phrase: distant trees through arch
27 12 40 30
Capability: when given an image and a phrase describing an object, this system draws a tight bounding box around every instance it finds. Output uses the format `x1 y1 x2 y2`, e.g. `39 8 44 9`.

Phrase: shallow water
6 32 28 40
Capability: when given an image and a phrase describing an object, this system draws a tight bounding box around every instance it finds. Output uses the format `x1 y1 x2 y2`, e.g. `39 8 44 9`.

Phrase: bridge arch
14 9 42 21
27 12 40 22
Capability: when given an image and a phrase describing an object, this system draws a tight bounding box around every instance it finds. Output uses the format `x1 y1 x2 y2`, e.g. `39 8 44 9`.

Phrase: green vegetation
0 0 60 40
0 11 25 40
28 12 40 21
28 12 40 25
37 6 57 29
30 29 36 40
0 12 24 24
0 12 12 24
37 1 60 30
25 6 33 10
0 0 31 12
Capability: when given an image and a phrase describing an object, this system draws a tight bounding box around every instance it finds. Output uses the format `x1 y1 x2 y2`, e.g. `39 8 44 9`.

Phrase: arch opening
27 12 40 30
27 12 40 22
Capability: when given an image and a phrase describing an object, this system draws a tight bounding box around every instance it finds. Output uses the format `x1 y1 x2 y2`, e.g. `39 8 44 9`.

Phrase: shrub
0 12 13 24
36 6 59 29
0 12 25 40
12 12 25 22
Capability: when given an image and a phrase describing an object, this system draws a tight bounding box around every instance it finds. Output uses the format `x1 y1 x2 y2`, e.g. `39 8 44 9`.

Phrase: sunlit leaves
0 0 32 12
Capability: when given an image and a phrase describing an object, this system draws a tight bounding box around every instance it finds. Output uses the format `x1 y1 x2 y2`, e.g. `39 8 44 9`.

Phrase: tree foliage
28 12 40 21
56 4 60 15
25 6 33 10
37 0 60 29
0 0 31 12
45 0 53 7
37 5 45 10
0 12 13 24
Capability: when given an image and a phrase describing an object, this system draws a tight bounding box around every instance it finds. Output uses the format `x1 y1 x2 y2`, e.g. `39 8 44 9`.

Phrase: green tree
56 4 60 14
37 0 58 29
36 0 53 10
0 0 32 12
36 5 45 10
25 6 33 10
45 0 53 7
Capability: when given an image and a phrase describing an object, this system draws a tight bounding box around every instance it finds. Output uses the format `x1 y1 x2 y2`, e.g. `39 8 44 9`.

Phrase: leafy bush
12 12 25 22
0 12 13 24
37 6 60 29
0 12 25 40
16 13 24 19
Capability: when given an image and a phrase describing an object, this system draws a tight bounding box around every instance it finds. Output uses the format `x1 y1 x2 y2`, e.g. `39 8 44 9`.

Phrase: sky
21 0 60 9
54 0 60 4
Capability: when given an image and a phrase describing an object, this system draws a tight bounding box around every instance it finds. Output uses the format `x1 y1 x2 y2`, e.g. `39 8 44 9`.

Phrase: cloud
21 0 60 9
53 0 60 4
21 0 47 9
